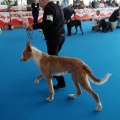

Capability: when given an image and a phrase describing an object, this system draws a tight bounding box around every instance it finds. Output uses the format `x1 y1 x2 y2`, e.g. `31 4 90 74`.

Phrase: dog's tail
83 64 111 85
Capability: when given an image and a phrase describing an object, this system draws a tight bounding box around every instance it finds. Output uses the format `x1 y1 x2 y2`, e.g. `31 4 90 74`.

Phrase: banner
71 7 118 20
0 11 43 26
0 7 118 26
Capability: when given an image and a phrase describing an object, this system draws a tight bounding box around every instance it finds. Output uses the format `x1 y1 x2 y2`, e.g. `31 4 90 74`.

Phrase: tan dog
20 41 111 111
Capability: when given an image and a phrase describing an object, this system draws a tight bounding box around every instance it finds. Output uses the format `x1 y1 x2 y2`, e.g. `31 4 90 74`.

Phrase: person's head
96 10 100 15
73 1 76 4
39 0 50 8
56 1 59 5
34 0 37 3
67 4 73 11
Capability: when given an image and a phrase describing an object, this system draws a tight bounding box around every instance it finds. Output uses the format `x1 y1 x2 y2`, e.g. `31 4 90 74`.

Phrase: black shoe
53 84 66 89
116 26 120 28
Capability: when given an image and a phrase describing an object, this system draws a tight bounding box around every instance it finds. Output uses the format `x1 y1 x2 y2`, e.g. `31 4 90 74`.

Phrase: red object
7 7 13 12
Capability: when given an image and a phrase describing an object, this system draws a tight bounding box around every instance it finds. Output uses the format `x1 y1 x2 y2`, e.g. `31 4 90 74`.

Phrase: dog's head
99 19 106 28
100 19 106 25
20 41 32 62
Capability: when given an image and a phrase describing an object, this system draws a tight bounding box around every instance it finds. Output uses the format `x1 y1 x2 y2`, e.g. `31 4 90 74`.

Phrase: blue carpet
0 21 120 120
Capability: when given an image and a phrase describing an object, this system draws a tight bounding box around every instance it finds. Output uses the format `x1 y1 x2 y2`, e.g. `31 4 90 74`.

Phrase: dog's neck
31 46 42 66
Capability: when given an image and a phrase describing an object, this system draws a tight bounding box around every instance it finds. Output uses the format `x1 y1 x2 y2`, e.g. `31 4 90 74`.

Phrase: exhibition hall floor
0 21 120 120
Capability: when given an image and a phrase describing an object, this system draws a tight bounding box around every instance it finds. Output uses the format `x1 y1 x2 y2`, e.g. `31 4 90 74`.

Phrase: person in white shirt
106 0 110 6
92 10 101 31
98 1 105 8
118 1 120 7
61 0 69 9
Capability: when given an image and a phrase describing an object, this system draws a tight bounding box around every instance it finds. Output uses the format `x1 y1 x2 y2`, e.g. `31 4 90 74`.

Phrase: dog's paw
68 94 77 98
95 104 102 111
46 97 54 102
34 80 39 84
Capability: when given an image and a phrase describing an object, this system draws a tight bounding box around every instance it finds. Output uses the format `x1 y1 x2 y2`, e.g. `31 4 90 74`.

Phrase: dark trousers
32 12 39 24
46 35 65 85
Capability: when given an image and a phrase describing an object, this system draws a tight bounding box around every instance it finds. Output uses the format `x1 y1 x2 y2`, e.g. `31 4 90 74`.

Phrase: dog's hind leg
68 74 82 98
79 21 83 35
110 24 113 31
74 26 78 35
45 76 54 102
34 74 43 84
80 76 102 111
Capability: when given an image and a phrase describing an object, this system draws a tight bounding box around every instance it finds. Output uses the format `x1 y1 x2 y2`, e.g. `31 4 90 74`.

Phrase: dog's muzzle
20 58 23 61
20 57 24 61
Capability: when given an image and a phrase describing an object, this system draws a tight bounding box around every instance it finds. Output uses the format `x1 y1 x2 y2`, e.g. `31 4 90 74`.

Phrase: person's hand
22 17 33 31
26 24 33 31
117 16 120 20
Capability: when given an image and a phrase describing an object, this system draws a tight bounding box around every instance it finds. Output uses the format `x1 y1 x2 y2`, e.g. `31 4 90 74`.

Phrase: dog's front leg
34 74 43 84
46 77 54 102
102 27 104 32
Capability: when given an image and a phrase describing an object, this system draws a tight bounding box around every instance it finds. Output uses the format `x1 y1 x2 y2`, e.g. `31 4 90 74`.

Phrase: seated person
78 1 85 9
106 0 110 6
73 1 77 9
98 1 105 8
110 0 118 7
109 7 120 28
92 10 101 31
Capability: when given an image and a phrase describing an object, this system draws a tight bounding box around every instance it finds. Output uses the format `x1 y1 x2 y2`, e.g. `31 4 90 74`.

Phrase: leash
26 29 33 42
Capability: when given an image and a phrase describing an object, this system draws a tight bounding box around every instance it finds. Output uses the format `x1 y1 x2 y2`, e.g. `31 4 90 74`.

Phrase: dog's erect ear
26 41 30 46
26 41 31 52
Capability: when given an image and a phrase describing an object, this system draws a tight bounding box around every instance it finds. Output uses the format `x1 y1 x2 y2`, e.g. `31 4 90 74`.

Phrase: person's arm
117 15 120 19
92 15 99 25
115 10 120 20
31 3 33 11
61 2 63 9
33 22 43 29
73 11 76 20
67 0 69 5
24 19 44 30
23 6 53 30
37 3 39 9
33 6 53 30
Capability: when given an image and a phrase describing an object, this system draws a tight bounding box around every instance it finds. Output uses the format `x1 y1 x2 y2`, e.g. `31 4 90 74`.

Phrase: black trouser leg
35 13 39 24
54 76 65 86
46 35 65 87
32 13 35 24
32 12 39 24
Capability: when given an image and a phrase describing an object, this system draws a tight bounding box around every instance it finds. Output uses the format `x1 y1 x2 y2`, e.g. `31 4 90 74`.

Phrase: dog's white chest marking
52 71 67 76
31 47 42 66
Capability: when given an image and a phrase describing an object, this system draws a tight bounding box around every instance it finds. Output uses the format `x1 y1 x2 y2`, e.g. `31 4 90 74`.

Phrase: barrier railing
0 7 118 27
